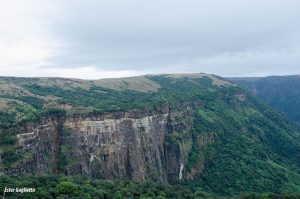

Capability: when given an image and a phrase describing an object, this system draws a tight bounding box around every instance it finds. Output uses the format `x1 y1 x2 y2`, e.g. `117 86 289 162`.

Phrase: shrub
1 150 20 166
0 135 17 145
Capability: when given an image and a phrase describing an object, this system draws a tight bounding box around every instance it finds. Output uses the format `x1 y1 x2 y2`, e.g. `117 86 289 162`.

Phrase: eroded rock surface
2 106 208 183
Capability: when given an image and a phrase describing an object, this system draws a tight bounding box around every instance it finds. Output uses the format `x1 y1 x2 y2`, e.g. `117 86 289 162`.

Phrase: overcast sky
1 0 300 79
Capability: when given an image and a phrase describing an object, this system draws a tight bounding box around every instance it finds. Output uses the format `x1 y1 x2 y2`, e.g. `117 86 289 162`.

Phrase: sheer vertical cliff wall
1 106 201 183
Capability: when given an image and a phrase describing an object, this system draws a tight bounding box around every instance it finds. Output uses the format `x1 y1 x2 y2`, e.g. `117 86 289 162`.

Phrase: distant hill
230 75 300 123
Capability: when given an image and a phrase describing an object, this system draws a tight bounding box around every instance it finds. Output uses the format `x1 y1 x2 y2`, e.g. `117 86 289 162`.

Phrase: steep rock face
165 106 195 183
2 106 201 183
62 111 169 182
2 116 62 175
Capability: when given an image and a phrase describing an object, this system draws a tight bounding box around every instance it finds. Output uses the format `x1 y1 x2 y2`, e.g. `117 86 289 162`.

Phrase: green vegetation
231 75 300 123
15 96 45 109
185 95 300 195
0 111 16 129
1 150 21 166
0 175 200 199
0 134 21 167
0 74 300 197
0 175 298 199
0 135 17 145
0 74 220 128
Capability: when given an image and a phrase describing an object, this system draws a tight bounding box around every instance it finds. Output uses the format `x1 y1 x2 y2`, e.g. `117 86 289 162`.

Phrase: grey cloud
42 0 300 76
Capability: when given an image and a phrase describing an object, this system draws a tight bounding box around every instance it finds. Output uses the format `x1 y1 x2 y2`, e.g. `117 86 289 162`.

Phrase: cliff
2 106 199 184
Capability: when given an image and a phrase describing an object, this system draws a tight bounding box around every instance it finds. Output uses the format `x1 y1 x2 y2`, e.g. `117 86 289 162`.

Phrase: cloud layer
1 0 300 79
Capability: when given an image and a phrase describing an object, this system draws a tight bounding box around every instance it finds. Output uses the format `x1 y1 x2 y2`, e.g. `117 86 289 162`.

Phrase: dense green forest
186 99 300 194
0 175 299 199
